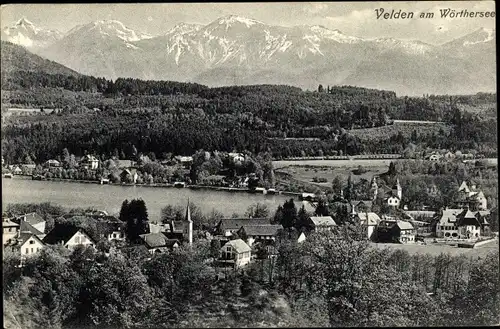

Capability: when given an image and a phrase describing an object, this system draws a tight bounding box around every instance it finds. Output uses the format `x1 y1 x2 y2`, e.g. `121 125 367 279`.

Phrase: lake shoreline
2 177 294 220
8 175 303 197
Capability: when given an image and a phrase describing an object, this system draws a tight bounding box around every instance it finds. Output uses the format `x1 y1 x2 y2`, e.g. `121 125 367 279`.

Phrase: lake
2 178 292 222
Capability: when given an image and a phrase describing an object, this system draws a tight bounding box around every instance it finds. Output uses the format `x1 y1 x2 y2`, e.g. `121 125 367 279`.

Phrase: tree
245 203 270 218
344 174 353 201
281 199 298 229
331 175 343 195
62 148 70 166
296 205 312 232
273 205 284 225
318 84 324 93
210 239 221 259
315 199 329 216
160 204 184 223
120 199 149 243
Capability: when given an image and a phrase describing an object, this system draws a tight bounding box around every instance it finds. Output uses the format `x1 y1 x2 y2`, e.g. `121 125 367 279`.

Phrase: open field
371 239 499 258
273 159 393 169
275 162 388 188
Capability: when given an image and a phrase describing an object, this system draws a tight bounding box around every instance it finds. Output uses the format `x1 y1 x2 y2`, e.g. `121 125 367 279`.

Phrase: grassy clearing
273 159 393 169
275 162 388 186
370 240 499 258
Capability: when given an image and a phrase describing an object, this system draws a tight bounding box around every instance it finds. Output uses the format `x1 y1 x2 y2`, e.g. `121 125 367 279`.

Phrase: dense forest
3 224 498 328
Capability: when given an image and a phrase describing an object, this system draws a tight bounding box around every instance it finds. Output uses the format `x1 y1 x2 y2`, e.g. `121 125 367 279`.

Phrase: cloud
303 3 329 15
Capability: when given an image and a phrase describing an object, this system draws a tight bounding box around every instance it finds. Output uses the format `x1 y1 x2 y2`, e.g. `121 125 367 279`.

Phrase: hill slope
1 41 80 77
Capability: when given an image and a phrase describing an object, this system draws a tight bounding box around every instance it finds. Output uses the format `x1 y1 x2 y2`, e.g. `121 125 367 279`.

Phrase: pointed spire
185 198 192 222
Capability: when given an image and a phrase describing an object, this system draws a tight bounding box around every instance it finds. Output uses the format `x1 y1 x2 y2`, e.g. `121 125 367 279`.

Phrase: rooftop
310 216 337 226
240 224 283 236
224 239 251 253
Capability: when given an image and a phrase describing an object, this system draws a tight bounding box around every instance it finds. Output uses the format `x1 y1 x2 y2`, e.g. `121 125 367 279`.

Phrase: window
113 234 117 239
29 240 35 244
25 248 29 254
31 248 33 253
74 236 80 244
37 248 40 252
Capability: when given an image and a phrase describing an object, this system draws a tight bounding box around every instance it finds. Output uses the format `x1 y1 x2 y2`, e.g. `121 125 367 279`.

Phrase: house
300 193 317 202
427 184 440 197
297 232 307 243
350 200 373 214
149 222 171 234
19 220 45 240
354 212 380 240
12 166 22 175
433 208 463 238
20 164 36 175
228 152 245 163
301 201 317 214
455 181 487 210
376 220 415 243
6 233 45 257
237 224 283 246
219 239 252 268
120 168 138 184
45 159 61 168
2 217 19 245
99 221 126 242
215 218 270 237
80 154 99 170
43 224 96 250
14 212 46 233
444 151 455 160
308 216 337 232
176 156 193 169
428 154 442 162
139 233 180 254
387 196 401 207
456 209 482 239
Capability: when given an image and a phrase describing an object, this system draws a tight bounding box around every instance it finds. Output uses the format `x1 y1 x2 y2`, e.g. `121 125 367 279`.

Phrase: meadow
371 239 499 258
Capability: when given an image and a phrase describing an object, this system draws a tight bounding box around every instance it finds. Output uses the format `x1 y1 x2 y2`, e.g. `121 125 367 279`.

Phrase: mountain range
1 16 496 96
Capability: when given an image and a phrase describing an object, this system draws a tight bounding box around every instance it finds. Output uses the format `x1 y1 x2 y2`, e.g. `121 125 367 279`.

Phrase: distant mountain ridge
1 15 496 96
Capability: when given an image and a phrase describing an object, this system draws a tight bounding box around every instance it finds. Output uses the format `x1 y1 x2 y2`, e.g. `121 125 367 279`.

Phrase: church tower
370 176 378 201
396 178 402 200
185 199 193 246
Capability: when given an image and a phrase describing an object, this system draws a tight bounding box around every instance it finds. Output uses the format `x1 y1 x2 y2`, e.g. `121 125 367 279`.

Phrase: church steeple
185 199 193 246
396 178 402 200
370 176 378 201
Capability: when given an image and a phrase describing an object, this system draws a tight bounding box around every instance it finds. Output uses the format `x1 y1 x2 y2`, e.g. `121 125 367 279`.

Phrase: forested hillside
1 42 497 163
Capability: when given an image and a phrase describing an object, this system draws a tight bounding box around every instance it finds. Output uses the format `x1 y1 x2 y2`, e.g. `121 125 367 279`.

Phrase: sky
0 1 496 45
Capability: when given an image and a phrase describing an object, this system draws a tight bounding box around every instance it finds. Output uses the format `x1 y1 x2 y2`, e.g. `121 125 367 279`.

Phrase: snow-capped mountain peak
2 17 62 48
15 17 36 28
165 22 203 36
216 15 264 28
87 20 154 41
309 25 362 43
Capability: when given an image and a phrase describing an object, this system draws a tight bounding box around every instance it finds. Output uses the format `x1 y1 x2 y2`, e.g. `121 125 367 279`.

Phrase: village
3 167 497 269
